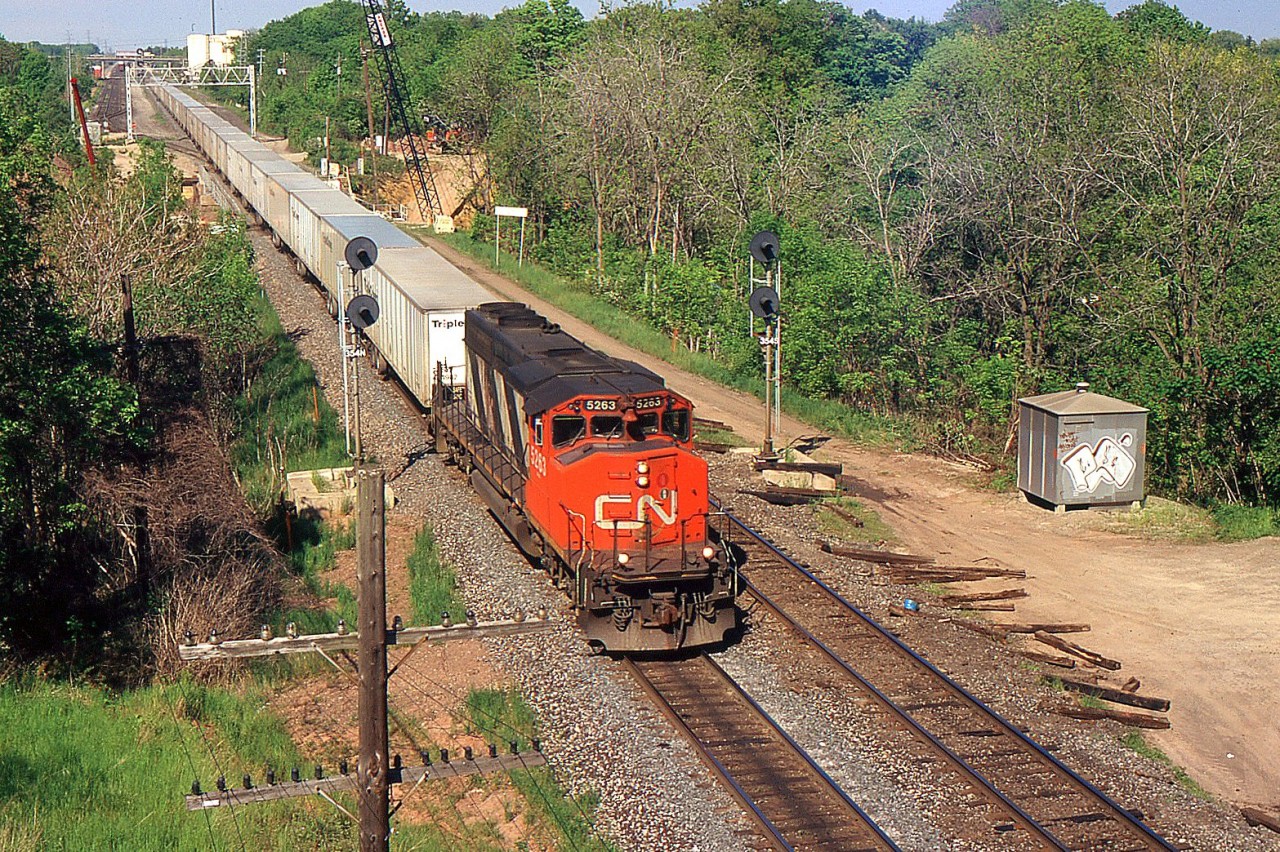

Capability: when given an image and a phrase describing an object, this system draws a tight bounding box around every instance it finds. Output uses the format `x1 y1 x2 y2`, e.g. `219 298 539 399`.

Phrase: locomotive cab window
533 415 544 445
591 416 625 438
552 415 586 447
663 408 691 442
627 412 660 441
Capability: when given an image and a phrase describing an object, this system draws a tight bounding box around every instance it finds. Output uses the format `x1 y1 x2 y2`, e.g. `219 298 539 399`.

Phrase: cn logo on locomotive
593 493 678 529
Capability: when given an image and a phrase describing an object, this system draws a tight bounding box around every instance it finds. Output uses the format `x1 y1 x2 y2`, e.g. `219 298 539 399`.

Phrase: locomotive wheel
271 231 282 249
371 348 388 377
325 292 338 318
295 258 307 278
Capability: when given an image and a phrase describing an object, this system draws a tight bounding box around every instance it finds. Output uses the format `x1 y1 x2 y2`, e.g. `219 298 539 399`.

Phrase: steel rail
713 498 1177 851
624 654 898 852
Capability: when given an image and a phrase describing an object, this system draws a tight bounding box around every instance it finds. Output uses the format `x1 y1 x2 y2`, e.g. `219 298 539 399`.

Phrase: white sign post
494 205 529 268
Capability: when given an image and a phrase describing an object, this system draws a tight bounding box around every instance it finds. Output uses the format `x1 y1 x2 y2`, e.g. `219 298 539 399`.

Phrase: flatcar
433 303 738 652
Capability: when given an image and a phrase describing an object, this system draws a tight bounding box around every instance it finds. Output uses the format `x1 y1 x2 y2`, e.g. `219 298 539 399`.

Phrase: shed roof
1020 385 1148 415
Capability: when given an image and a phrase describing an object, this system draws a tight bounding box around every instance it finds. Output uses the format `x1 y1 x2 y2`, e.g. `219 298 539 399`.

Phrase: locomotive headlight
701 546 716 561
637 461 650 474
617 552 630 565
636 475 650 488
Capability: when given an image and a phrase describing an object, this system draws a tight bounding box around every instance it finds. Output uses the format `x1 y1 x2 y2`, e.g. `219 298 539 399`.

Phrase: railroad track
714 501 1177 851
625 653 898 851
92 73 127 133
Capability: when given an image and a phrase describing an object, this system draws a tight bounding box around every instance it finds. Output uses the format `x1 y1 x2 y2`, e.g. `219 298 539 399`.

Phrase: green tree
0 85 141 658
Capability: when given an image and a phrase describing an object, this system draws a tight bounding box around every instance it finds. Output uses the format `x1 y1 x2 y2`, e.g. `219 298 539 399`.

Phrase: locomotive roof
466 303 668 415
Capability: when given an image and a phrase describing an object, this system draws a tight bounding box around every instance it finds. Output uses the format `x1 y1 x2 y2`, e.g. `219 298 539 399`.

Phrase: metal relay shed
1018 383 1148 511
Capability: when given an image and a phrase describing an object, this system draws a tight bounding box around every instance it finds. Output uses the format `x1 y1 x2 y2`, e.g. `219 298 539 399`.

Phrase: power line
163 682 222 851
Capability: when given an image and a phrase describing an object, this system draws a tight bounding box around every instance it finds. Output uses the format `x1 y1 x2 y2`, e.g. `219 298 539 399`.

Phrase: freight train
154 84 738 651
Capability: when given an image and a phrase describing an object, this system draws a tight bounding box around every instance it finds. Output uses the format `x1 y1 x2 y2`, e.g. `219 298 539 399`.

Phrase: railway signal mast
361 1 445 227
748 231 782 458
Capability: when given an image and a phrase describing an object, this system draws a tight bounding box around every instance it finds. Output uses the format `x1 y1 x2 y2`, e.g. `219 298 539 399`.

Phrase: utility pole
177 473 551 844
356 469 390 852
325 115 332 176
121 275 150 600
210 0 217 35
257 47 264 79
66 42 75 127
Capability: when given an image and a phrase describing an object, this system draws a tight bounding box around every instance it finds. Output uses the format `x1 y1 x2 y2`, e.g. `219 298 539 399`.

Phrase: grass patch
694 425 750 448
431 230 913 450
0 676 479 849
1075 692 1108 710
814 496 898 545
1085 496 1218 543
464 688 613 852
1212 503 1279 541
231 295 348 513
0 677 352 850
1120 731 1212 800
407 524 467 626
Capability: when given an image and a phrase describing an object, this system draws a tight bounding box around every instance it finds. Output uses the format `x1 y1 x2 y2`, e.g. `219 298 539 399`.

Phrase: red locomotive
432 303 739 652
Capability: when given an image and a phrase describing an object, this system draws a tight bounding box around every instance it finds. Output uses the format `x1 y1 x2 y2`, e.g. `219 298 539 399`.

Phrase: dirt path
426 236 1280 812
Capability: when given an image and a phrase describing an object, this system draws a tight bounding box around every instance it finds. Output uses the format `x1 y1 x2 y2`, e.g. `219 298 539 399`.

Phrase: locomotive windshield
663 408 690 442
552 402 691 448
592 416 625 438
552 415 586 447
627 412 660 441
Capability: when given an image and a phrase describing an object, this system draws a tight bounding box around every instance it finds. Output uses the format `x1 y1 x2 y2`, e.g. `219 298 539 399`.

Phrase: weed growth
1120 731 1212 800
408 524 467 626
465 687 613 851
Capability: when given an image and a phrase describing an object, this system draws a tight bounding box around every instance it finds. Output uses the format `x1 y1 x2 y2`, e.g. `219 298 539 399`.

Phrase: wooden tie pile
820 540 1172 730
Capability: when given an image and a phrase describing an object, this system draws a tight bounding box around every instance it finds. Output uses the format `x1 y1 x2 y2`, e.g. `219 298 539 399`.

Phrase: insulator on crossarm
242 773 252 789
191 779 201 795
420 749 431 766
259 624 272 641
314 765 323 780
532 738 542 752
286 621 298 639
183 630 196 647
440 612 452 628
466 610 477 627
440 748 449 764
510 741 519 756
488 744 497 758
291 767 301 783
393 754 402 770
463 746 473 761
513 609 526 623
339 759 349 775
215 775 226 792
392 615 403 632
266 768 276 785
208 629 222 646
336 618 348 635
536 606 549 621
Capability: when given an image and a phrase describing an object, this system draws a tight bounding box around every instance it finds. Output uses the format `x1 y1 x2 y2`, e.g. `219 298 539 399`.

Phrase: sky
2 0 1278 51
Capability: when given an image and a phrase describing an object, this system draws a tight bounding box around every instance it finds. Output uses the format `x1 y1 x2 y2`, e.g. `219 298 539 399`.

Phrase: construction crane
70 77 96 166
362 1 444 224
